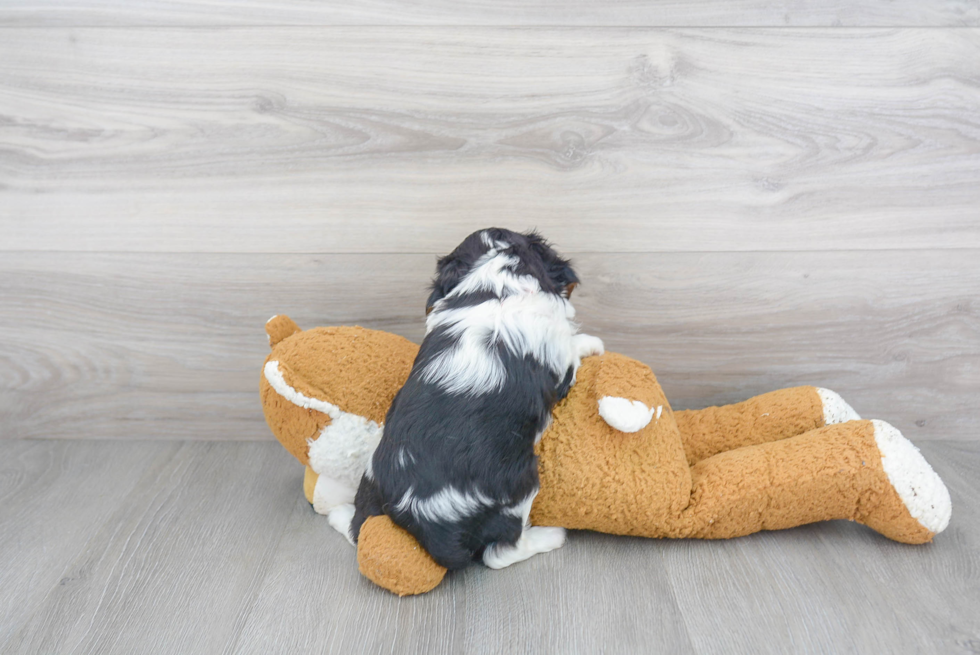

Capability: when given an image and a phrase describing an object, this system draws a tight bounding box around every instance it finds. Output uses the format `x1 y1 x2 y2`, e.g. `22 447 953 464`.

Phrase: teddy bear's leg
669 419 950 544
674 386 860 465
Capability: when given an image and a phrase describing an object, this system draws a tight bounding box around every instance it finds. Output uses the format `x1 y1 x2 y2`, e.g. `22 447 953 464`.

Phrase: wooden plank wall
1 3 978 442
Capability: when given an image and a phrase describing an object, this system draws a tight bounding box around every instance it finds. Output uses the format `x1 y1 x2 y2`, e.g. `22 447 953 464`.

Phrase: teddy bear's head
260 315 418 465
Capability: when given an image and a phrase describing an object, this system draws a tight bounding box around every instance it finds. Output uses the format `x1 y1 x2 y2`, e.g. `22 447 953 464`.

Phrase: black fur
351 228 578 570
425 228 579 313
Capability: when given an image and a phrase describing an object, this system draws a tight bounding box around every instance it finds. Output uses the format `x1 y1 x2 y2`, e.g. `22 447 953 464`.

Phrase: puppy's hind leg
307 471 358 545
483 526 567 570
481 487 566 569
327 504 356 546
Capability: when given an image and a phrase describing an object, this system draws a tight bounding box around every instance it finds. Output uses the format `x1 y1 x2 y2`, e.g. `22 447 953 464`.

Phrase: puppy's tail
265 314 301 348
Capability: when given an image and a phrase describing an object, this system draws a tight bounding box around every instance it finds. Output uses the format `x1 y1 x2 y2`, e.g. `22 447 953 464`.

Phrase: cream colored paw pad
872 419 952 534
817 388 861 424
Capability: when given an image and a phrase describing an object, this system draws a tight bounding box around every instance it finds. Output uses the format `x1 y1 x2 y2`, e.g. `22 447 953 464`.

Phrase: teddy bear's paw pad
327 504 356 546
873 419 951 535
574 334 605 359
817 388 861 424
598 396 656 433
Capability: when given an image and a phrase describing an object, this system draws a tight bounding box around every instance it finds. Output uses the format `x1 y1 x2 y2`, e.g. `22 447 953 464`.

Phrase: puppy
349 228 604 571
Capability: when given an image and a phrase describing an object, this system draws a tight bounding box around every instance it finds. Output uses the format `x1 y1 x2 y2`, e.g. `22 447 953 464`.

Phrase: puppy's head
426 228 579 313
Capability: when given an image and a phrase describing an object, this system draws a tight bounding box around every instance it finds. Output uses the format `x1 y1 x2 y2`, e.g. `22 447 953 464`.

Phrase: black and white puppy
349 228 604 570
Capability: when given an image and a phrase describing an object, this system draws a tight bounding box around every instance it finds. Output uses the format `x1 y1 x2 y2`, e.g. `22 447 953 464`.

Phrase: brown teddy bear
260 315 951 596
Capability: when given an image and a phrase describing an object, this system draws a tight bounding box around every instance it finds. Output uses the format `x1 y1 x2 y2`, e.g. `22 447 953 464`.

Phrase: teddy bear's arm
590 353 666 434
598 397 659 432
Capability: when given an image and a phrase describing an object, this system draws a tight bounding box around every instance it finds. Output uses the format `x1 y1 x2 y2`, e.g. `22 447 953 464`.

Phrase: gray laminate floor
1 438 977 654
3 1 978 653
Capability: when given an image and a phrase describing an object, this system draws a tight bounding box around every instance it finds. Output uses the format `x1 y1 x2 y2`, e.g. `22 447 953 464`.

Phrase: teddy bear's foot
483 526 567 569
816 388 861 425
357 515 448 596
861 420 951 543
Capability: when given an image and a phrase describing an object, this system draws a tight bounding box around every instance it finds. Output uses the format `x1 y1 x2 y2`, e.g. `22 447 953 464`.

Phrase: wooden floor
1 438 977 654
2 0 979 652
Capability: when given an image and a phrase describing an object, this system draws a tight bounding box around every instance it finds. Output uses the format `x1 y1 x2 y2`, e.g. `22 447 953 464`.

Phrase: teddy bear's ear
266 315 301 348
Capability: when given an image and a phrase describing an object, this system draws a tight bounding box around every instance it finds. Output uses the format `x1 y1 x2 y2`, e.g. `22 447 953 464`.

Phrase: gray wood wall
2 2 978 442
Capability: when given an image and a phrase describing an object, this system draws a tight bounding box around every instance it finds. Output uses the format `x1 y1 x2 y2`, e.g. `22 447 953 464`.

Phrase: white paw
525 526 567 553
482 526 567 569
872 420 951 534
574 334 605 359
598 396 656 433
817 388 861 424
327 504 356 546
311 474 357 516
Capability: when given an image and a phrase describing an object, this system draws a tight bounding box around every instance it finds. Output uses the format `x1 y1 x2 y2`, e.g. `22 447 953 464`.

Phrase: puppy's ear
524 230 579 297
426 255 469 314
552 259 580 298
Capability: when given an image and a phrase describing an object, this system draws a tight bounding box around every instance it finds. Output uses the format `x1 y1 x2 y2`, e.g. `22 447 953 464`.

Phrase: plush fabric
357 515 447 597
260 318 417 464
261 316 950 596
674 386 824 466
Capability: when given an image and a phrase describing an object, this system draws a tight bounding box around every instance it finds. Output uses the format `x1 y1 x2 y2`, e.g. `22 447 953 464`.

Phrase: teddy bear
260 315 952 596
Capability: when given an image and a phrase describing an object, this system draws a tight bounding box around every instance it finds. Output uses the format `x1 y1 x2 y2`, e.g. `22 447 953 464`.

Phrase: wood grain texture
1 4 975 650
1 439 976 654
664 441 980 655
2 28 979 253
233 496 694 654
4 441 301 654
0 440 177 645
1 1 977 27
1 250 977 442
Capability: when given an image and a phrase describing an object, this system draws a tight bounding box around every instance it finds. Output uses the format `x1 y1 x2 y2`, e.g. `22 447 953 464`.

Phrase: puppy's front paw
574 334 605 359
